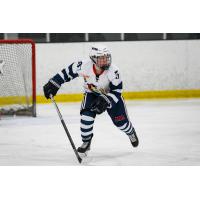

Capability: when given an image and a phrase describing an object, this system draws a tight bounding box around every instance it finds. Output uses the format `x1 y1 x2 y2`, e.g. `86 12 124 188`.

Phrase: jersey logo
87 84 97 91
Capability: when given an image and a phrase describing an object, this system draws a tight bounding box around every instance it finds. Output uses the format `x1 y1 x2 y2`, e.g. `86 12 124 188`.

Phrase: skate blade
79 151 93 165
79 151 89 158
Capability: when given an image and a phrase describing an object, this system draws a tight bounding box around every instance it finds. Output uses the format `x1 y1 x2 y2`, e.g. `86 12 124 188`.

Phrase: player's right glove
43 80 60 99
90 94 111 114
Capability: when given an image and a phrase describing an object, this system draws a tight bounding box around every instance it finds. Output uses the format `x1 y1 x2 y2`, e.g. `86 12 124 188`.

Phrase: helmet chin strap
95 65 102 70
96 64 109 71
100 65 109 70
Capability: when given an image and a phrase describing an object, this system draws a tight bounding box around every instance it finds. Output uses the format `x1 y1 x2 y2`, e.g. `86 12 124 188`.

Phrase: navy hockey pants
80 93 136 142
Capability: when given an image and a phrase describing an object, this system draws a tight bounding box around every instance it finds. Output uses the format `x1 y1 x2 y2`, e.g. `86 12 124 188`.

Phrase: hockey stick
50 94 82 164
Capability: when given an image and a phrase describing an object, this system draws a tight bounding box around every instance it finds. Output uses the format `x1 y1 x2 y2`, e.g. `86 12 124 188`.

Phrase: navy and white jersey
51 59 123 107
50 59 137 142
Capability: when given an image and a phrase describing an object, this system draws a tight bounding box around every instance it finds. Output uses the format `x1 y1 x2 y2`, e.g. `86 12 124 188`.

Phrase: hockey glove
91 94 111 114
43 80 60 99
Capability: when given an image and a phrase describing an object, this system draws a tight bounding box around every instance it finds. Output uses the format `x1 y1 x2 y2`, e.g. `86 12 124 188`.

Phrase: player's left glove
43 80 60 99
90 94 111 114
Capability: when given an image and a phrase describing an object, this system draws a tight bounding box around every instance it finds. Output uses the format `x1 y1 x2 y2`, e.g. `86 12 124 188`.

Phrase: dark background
1 33 200 43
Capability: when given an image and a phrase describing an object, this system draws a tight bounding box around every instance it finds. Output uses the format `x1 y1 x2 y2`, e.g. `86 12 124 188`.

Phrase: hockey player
43 44 139 153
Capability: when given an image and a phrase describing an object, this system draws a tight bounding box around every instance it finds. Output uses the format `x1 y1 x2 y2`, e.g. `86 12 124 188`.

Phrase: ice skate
128 131 139 147
77 138 92 157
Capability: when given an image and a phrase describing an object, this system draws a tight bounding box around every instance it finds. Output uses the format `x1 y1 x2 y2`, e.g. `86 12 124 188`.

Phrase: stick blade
78 156 82 163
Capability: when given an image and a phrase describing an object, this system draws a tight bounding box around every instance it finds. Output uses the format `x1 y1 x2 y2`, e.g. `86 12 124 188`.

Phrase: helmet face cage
90 46 112 70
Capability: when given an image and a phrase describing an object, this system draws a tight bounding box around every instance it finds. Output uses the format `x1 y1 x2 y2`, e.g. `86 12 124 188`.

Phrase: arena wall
36 40 200 103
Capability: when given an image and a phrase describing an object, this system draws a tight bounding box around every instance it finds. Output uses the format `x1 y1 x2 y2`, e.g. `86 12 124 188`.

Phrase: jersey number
77 61 82 70
115 71 119 79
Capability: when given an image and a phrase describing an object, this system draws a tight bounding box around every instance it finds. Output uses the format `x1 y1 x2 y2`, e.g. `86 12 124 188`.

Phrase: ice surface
0 99 200 166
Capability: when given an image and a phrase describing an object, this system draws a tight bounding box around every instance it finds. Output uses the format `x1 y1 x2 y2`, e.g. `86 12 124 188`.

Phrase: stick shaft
50 95 82 163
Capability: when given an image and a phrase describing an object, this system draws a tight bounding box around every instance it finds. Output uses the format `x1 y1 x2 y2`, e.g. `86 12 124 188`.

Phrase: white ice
0 99 200 166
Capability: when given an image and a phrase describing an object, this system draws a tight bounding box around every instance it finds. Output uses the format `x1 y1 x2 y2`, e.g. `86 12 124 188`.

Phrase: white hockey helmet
89 44 111 70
